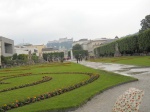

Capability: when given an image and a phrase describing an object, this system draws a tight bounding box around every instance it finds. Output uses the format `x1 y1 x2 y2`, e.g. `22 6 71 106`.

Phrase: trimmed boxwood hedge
138 29 150 52
94 29 150 56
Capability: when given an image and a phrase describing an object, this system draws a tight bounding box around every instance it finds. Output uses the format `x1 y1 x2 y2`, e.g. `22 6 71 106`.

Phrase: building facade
0 36 14 57
14 44 46 57
0 36 14 67
14 45 39 56
72 39 89 47
47 38 73 50
72 38 117 57
24 44 46 57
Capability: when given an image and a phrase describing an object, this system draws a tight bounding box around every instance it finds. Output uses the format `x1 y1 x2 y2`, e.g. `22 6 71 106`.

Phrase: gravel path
70 61 150 112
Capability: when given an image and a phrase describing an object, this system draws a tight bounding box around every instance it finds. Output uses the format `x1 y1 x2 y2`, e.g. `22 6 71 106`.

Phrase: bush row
0 73 32 83
0 72 99 112
94 29 150 56
43 52 64 61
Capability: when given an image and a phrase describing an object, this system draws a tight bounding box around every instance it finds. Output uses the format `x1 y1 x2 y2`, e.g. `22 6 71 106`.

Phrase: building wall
47 38 73 50
73 38 115 57
14 48 29 55
34 45 45 54
25 44 45 57
14 46 39 56
0 36 14 57
42 50 60 54
87 40 102 56
34 45 46 58
82 43 89 50
72 39 89 47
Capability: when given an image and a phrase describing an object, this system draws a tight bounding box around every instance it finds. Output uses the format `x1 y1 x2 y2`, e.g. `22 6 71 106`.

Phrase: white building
14 45 39 56
72 38 117 57
24 44 46 57
72 39 89 47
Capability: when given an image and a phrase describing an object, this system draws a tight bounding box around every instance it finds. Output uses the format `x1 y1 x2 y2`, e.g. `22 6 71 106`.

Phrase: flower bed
112 88 144 112
0 72 99 112
37 62 71 68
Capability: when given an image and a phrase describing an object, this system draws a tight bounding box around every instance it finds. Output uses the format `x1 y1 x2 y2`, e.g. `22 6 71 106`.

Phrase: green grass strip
89 56 150 66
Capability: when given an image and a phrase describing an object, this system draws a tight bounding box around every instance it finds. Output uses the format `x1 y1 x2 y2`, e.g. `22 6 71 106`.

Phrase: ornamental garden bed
0 62 137 112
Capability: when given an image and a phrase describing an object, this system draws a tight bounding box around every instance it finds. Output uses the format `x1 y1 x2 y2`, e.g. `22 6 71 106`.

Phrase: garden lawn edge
3 63 138 112
35 73 138 112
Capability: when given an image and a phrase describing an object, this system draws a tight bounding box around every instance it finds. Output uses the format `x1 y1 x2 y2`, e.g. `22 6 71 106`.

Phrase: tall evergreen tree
139 14 150 32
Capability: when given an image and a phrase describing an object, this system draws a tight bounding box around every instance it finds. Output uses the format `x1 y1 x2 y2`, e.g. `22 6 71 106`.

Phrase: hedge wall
94 29 150 57
43 52 64 61
95 42 116 57
117 35 138 54
138 29 150 52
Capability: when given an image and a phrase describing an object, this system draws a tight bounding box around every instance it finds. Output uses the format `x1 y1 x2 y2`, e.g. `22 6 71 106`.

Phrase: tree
32 53 39 63
12 53 18 60
17 54 28 63
72 44 83 50
1 55 12 65
139 14 150 32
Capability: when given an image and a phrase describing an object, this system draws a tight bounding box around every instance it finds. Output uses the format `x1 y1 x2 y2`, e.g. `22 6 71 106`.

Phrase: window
5 43 12 53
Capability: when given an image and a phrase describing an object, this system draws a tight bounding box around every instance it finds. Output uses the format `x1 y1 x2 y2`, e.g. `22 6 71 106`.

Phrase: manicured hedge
95 42 116 57
94 29 150 57
43 52 64 61
117 35 138 54
138 29 150 52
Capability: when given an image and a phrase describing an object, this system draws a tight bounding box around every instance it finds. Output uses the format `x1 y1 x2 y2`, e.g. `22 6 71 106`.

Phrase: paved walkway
70 61 150 112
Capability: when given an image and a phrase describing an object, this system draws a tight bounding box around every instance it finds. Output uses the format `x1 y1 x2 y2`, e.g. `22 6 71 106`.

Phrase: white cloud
0 0 150 44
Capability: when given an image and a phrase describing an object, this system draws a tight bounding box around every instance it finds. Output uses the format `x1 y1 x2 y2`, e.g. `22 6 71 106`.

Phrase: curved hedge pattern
0 72 99 112
0 73 32 82
0 76 52 93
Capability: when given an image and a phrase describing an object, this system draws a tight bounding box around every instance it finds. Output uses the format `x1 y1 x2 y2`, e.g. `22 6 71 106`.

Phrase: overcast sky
0 0 150 45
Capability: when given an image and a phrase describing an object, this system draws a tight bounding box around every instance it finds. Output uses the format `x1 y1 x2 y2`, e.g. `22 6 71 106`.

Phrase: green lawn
0 62 137 112
89 56 150 66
